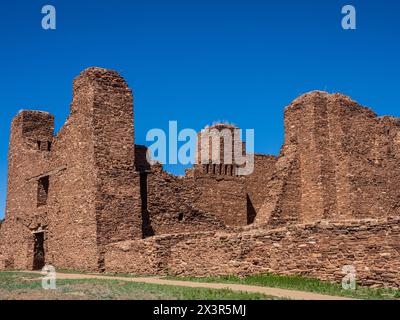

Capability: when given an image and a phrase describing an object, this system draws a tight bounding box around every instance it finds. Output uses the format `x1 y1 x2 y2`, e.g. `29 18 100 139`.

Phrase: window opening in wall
178 213 184 221
37 176 49 207
47 141 52 151
37 141 41 150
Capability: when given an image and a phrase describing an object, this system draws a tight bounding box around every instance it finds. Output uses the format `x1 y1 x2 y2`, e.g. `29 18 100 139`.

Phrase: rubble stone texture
0 68 399 288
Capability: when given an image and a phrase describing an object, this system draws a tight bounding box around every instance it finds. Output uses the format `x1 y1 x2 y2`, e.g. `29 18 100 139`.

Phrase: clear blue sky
1 0 399 218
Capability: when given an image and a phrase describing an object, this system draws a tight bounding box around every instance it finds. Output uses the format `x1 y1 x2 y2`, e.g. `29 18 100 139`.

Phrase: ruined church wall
45 69 143 271
43 102 99 271
243 154 277 224
0 68 143 272
86 69 142 269
143 164 227 237
143 164 250 233
191 176 248 226
104 218 400 288
261 92 400 227
0 111 56 269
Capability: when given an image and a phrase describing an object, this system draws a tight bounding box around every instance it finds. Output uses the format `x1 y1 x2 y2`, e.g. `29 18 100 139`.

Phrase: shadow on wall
140 172 155 238
247 195 257 224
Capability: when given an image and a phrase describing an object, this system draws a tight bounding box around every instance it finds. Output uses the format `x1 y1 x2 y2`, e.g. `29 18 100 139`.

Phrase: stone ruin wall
105 90 400 287
105 218 400 288
139 162 228 237
0 68 243 271
0 68 144 271
1 68 399 288
253 92 400 227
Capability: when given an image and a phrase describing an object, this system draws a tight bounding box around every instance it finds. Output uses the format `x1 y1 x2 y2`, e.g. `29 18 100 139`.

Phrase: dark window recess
178 213 184 221
36 141 51 151
37 176 49 207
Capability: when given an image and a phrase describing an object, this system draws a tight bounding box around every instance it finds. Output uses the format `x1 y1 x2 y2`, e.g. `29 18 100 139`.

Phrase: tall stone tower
71 68 142 270
194 123 246 177
0 68 142 271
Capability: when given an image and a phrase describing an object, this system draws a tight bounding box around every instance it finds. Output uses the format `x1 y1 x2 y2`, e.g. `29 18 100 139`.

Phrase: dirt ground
6 271 354 300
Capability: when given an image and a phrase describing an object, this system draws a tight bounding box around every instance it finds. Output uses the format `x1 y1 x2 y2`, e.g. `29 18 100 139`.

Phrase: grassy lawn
0 272 278 300
167 273 400 300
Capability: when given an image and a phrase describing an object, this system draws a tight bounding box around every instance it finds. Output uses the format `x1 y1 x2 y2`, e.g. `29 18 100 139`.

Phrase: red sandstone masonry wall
86 69 142 269
0 68 142 272
143 164 227 236
0 111 56 269
137 142 247 236
43 72 100 271
244 155 277 223
2 70 399 287
256 91 400 227
105 232 217 274
191 176 248 226
105 218 400 288
252 144 301 227
46 68 142 270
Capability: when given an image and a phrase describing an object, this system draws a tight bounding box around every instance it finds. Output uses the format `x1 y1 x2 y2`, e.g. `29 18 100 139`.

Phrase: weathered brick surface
0 68 142 271
253 92 400 227
105 218 400 288
141 163 227 236
0 69 399 288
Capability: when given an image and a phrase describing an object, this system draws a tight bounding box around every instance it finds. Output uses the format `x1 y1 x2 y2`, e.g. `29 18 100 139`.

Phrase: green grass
0 272 278 300
0 272 43 291
166 273 400 300
3 271 397 300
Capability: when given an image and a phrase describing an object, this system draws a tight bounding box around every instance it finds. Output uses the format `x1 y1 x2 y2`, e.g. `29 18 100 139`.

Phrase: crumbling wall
136 141 247 235
191 176 248 226
84 68 142 269
142 164 227 236
0 110 56 270
0 68 142 272
105 232 217 274
256 91 400 227
1 67 399 287
243 154 277 224
105 218 400 288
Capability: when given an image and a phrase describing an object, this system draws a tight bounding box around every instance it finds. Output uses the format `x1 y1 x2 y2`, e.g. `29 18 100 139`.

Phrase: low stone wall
105 218 400 288
105 232 217 275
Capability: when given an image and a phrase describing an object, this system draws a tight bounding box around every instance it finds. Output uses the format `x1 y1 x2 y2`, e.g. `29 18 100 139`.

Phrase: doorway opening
33 232 45 270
